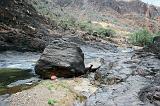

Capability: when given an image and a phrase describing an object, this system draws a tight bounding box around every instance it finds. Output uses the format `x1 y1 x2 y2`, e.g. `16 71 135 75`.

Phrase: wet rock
86 75 149 106
85 47 159 106
35 42 85 78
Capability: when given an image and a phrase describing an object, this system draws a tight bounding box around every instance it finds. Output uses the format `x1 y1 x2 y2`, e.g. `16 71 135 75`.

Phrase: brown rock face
48 0 160 17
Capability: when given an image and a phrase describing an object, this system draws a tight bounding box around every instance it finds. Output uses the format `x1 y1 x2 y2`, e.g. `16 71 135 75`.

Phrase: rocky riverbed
0 37 160 106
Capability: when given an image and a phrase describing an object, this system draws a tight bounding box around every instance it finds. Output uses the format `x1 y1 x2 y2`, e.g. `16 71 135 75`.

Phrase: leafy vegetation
78 21 115 37
78 21 93 34
47 84 55 90
112 19 118 24
48 98 57 105
155 31 160 36
129 29 154 46
58 17 76 30
42 80 69 91
94 27 115 37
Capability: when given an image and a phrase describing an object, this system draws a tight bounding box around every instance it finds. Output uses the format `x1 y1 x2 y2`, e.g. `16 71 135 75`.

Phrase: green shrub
129 29 154 46
112 19 118 24
78 21 93 34
94 28 115 37
48 98 57 105
58 17 76 30
78 21 115 37
155 31 160 36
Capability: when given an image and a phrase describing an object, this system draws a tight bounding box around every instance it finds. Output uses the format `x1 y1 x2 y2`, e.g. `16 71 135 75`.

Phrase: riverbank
8 78 97 106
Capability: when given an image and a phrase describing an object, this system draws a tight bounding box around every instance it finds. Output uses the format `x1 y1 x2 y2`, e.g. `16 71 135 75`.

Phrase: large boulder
35 42 85 78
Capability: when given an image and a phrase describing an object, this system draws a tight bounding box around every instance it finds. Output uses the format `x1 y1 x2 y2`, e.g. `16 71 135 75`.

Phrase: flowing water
0 51 40 70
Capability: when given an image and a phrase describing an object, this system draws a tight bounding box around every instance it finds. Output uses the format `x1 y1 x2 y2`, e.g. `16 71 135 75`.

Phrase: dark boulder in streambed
35 41 85 78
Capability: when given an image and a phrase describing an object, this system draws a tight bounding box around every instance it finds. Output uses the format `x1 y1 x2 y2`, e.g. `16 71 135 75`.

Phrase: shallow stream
0 51 41 106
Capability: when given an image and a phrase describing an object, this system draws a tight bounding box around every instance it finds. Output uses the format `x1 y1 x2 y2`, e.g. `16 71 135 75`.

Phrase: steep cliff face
0 0 160 51
34 0 159 18
0 0 57 51
27 0 160 33
27 0 160 34
1 0 159 30
98 0 159 17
